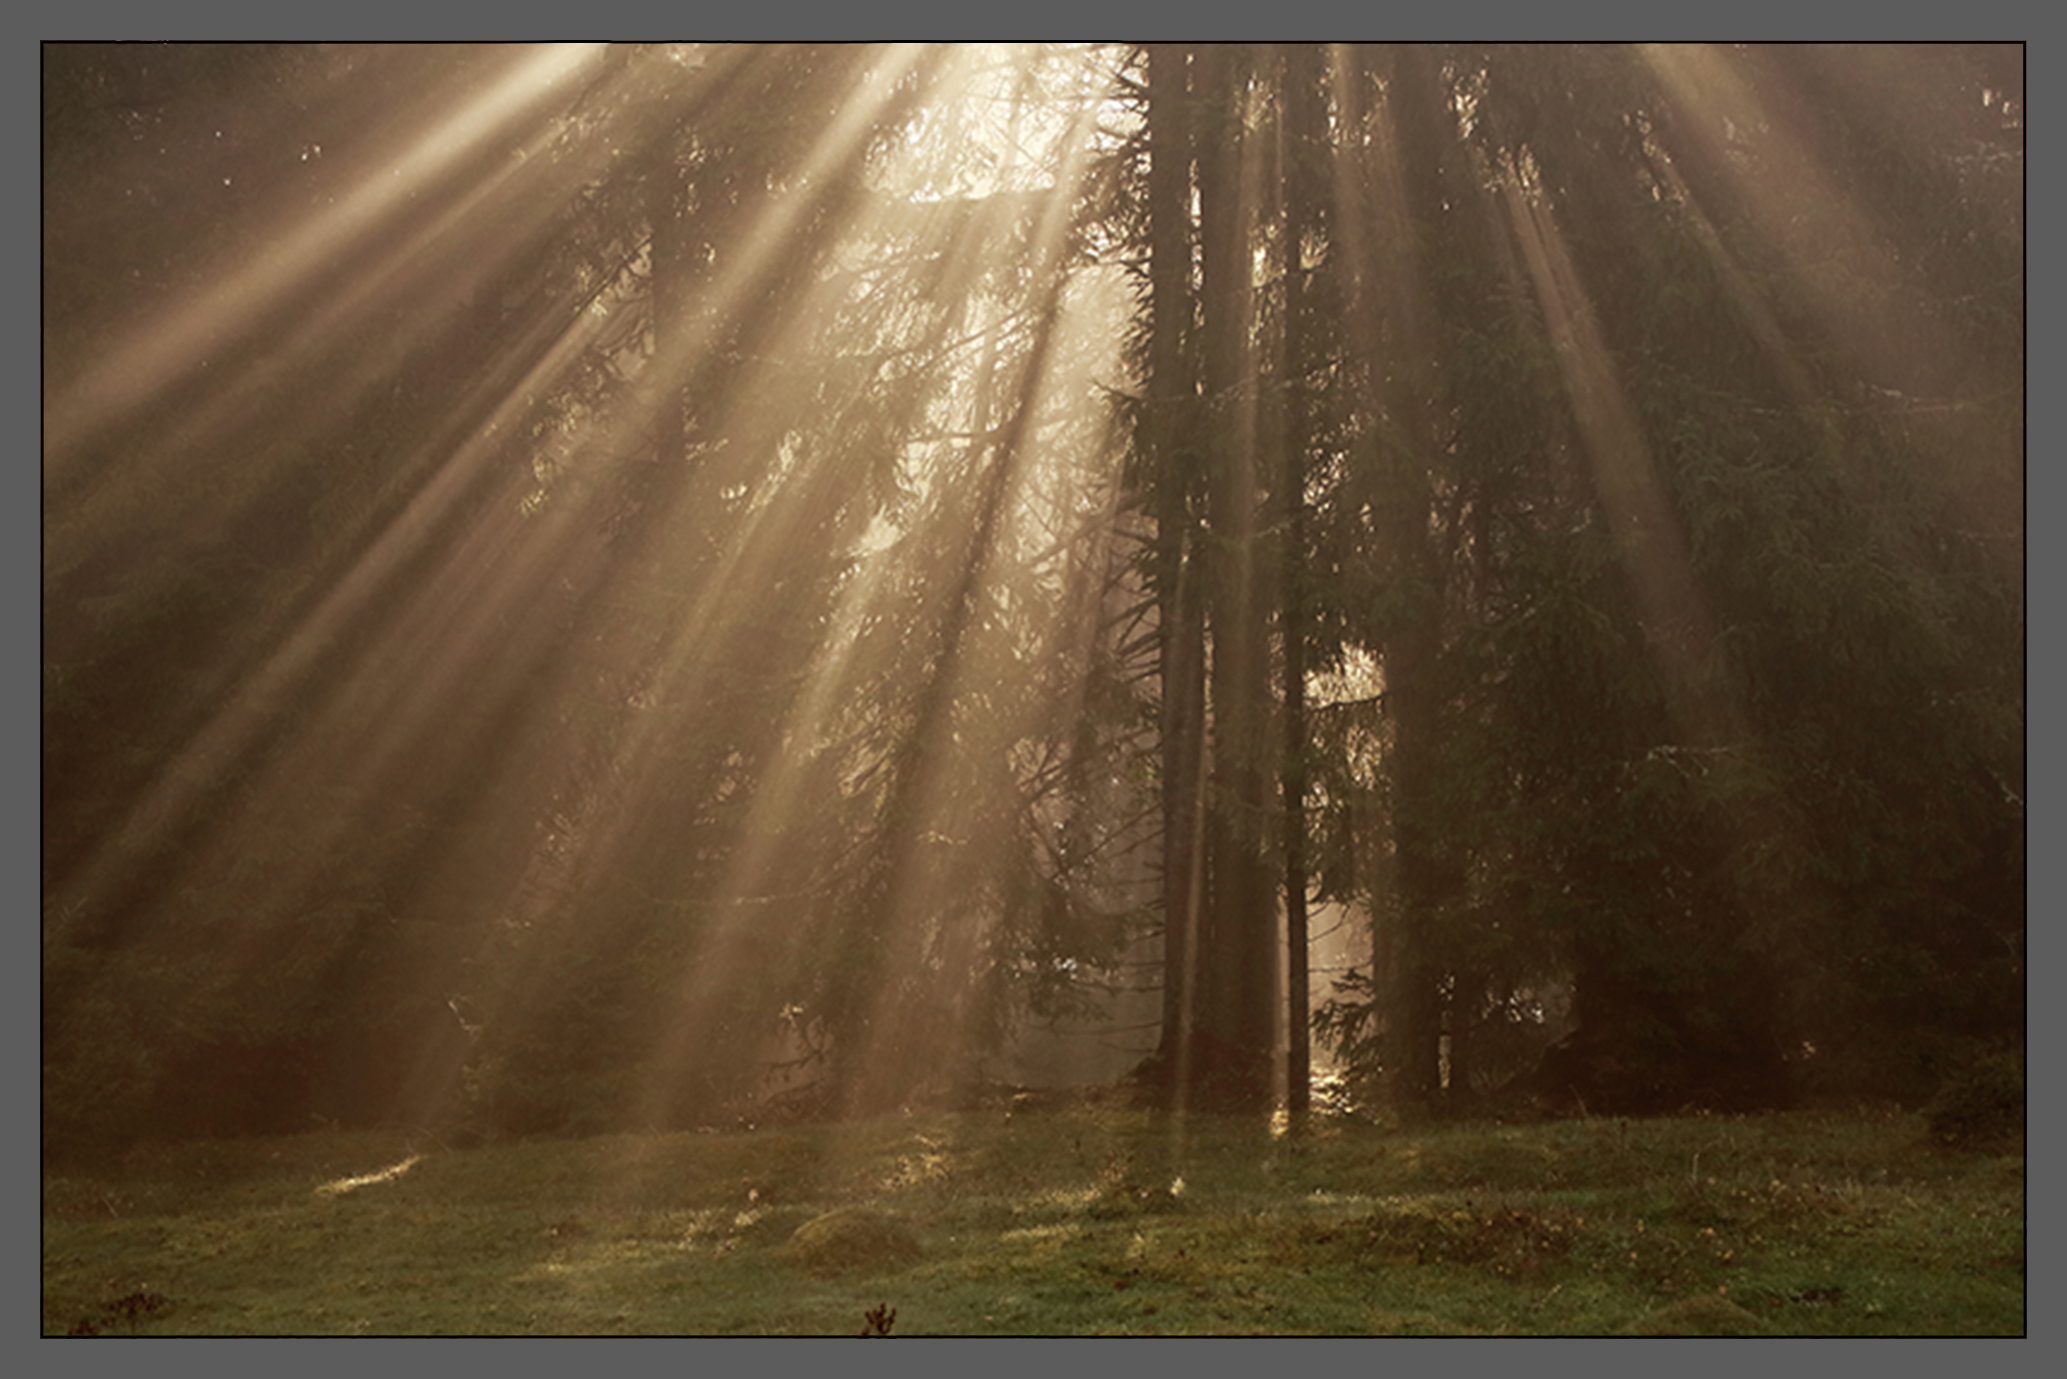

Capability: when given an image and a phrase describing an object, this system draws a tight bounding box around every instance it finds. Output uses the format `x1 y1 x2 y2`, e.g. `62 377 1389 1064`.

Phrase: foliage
1922 1049 2024 1151
44 43 1147 1142
1273 43 2021 1112
42 43 2021 1146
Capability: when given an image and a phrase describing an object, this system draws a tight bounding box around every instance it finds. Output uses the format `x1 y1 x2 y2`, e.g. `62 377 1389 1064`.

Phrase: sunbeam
46 44 2018 1238
47 45 611 488
1500 151 1741 745
1639 43 2023 570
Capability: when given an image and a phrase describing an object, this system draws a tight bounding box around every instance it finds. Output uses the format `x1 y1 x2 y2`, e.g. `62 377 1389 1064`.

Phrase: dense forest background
43 44 2022 1155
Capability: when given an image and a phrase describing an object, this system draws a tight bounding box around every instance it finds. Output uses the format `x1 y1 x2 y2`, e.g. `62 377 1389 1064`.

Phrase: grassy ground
42 1100 2023 1336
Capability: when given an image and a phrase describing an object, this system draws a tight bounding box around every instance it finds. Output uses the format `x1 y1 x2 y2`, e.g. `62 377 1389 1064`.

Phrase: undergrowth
42 1104 2023 1335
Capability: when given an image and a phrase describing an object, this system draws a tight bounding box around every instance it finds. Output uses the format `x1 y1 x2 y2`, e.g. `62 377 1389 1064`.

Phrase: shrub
1924 1050 2024 1150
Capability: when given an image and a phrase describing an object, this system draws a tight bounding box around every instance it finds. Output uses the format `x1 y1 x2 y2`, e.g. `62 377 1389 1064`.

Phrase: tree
44 44 2021 1149
1118 42 2019 1119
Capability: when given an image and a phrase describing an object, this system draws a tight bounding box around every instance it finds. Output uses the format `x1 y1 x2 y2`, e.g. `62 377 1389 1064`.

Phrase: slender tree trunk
1144 44 1209 1102
1279 44 1321 1123
1194 45 1277 1112
1378 46 1470 1115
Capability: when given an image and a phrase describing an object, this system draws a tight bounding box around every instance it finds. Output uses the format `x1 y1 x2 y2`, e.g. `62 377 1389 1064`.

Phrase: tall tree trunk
1329 45 1454 1114
1381 47 1476 1115
1144 44 1209 1102
1278 44 1321 1123
1193 45 1277 1112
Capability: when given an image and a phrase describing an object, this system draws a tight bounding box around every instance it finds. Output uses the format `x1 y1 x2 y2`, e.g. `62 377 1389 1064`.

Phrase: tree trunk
1144 44 1210 1101
1330 45 1456 1114
1193 45 1277 1112
1278 44 1321 1122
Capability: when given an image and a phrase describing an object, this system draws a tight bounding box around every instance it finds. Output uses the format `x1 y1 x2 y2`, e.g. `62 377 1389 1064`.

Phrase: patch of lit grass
43 1105 2021 1335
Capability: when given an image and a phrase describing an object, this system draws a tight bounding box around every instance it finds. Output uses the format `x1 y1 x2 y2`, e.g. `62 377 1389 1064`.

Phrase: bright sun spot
314 1155 424 1197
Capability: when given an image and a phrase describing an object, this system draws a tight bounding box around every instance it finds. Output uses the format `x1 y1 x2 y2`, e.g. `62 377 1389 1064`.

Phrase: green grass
42 1102 2023 1335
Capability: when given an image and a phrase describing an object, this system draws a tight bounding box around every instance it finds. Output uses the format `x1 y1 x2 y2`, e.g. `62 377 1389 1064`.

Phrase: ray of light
838 291 1108 1112
49 269 631 943
615 49 1127 1127
1499 154 1742 747
41 49 782 1123
46 48 904 917
46 45 611 484
427 47 976 1006
1639 44 1955 400
319 45 1137 1136
42 46 674 834
41 43 2022 1190
1638 44 2022 565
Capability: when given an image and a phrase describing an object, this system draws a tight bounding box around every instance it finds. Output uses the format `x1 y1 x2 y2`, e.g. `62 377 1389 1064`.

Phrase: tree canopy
43 43 2021 1152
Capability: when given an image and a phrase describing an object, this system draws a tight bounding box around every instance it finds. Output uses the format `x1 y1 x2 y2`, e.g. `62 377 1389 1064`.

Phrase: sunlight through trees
44 43 2020 1150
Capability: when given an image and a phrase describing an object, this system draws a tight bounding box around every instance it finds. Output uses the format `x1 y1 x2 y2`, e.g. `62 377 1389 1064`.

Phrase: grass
42 1099 2023 1335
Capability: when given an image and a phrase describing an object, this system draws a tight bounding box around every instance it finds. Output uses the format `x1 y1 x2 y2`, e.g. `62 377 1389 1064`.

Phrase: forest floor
42 1099 2023 1336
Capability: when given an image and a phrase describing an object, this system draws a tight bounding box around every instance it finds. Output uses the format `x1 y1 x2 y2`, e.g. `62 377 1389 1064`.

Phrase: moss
785 1207 921 1276
1622 1293 1769 1336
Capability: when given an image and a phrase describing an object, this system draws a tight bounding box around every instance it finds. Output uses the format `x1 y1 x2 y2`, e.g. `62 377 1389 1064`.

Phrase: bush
1923 1050 2024 1150
42 948 168 1160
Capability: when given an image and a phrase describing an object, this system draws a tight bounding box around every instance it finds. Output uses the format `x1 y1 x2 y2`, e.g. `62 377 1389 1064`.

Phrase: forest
43 44 2023 1160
